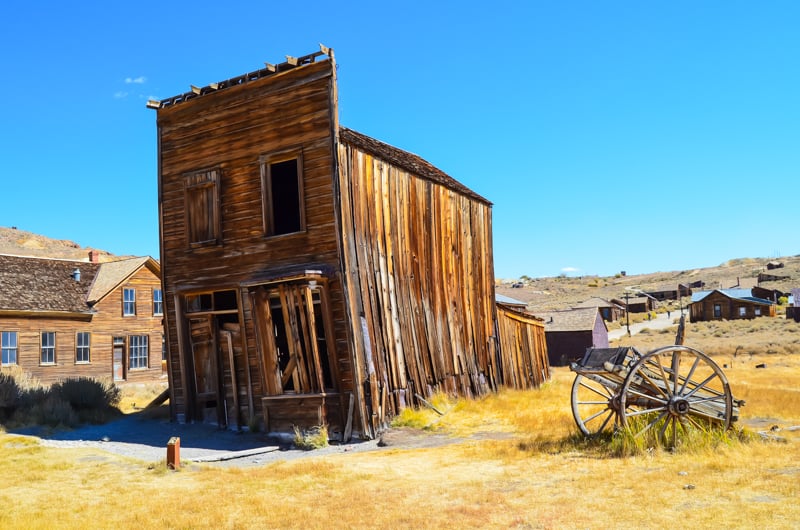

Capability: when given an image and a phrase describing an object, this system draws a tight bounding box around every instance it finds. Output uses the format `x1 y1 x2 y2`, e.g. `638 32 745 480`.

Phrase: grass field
1 347 798 529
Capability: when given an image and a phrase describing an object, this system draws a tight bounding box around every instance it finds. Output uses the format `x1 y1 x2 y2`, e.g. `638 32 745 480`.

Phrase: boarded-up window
184 168 221 246
260 151 304 236
251 282 336 395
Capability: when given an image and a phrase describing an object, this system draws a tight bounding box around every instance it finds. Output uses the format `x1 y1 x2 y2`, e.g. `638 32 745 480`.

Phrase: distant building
0 253 164 385
689 289 776 322
573 297 624 322
532 307 608 366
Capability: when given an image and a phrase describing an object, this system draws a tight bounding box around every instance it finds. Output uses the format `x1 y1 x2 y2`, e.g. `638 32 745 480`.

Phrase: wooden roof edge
150 46 333 110
0 309 94 321
88 256 160 305
339 127 492 206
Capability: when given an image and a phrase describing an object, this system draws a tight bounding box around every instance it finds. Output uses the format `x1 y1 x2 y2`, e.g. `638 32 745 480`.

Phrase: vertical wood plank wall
338 140 544 434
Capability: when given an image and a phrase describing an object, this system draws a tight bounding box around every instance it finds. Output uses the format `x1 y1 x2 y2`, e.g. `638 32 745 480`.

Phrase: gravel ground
9 412 463 468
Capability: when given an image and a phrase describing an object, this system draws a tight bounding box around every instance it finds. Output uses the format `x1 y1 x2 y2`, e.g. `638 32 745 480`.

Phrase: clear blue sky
2 1 798 279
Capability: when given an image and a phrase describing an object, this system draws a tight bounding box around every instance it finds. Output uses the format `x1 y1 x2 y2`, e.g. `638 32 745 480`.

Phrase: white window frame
1 331 17 365
129 335 149 370
124 288 136 316
153 289 164 316
41 331 56 365
76 332 91 363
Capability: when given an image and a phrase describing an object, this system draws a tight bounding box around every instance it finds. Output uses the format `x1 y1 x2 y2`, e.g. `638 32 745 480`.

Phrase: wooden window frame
129 335 149 370
260 149 306 237
713 303 722 318
123 288 136 316
76 332 91 364
1 331 18 365
184 168 222 248
153 288 164 316
40 331 56 365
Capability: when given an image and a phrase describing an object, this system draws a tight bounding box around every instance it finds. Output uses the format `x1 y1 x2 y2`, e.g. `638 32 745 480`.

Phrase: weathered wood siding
0 266 164 385
337 140 498 435
156 59 352 427
495 304 550 389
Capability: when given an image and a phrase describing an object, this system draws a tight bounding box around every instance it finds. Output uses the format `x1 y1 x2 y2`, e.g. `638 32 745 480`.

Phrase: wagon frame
569 344 743 447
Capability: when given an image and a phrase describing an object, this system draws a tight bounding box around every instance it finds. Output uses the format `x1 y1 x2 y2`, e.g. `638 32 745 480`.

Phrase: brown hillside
0 226 120 262
497 255 800 311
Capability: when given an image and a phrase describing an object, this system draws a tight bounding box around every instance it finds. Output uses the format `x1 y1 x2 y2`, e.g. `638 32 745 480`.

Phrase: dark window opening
186 290 237 313
261 152 304 237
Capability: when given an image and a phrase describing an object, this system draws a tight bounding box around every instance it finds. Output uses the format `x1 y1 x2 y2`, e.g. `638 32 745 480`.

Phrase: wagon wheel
619 345 733 448
571 374 621 436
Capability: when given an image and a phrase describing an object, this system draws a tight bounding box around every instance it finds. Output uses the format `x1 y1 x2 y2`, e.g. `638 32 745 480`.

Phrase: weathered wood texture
337 137 501 434
495 304 550 389
157 58 352 432
156 51 550 439
0 266 165 385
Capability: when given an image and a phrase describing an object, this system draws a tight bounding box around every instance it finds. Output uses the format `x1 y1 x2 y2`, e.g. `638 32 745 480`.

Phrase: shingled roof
531 307 604 333
339 127 491 205
0 254 159 315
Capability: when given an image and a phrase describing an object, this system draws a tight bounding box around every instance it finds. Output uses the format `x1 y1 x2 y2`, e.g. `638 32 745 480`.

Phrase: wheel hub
668 397 690 416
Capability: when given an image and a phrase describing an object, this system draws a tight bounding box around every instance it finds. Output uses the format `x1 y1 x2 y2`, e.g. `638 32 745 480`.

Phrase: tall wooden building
0 253 164 385
151 46 547 440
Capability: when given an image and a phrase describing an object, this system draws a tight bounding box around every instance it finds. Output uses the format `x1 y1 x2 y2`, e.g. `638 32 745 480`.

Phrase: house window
76 332 91 363
153 289 163 316
738 306 747 317
755 307 762 316
185 168 221 246
41 332 56 364
261 151 304 236
713 304 722 318
123 288 136 316
129 335 149 369
1 331 17 365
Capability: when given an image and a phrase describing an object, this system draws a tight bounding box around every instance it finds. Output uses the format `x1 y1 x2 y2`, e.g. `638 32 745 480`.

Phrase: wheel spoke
658 413 670 441
583 407 613 425
654 357 674 398
579 380 612 399
684 373 719 399
636 367 670 400
625 386 669 405
671 352 681 396
625 405 668 417
634 411 669 438
679 355 701 395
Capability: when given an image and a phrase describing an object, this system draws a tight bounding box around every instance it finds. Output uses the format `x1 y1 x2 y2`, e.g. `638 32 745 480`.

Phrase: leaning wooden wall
337 141 498 435
495 304 550 389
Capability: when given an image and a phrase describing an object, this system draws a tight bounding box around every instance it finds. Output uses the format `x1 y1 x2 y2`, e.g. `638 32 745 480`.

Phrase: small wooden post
167 437 180 470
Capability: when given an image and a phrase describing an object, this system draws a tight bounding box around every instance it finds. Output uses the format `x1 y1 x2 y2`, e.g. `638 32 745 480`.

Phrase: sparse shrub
0 372 21 415
293 424 329 450
28 394 80 428
52 377 121 411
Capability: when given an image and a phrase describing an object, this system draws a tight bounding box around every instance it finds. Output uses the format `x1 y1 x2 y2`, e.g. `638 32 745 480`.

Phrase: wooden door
113 336 126 381
188 317 225 425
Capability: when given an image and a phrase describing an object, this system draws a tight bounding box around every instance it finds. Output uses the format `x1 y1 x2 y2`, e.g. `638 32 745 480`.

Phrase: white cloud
561 267 580 273
125 76 147 84
114 91 129 99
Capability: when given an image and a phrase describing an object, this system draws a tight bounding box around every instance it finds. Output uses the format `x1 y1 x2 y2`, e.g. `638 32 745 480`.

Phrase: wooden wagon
569 344 744 446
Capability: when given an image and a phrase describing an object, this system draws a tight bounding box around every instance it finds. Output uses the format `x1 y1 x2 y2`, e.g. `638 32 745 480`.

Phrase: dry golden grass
1 355 799 529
